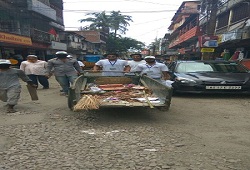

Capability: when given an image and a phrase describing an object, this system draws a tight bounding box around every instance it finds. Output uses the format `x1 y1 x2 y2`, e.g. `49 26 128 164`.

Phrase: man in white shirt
20 55 49 89
93 53 130 76
67 55 85 70
77 60 85 70
127 53 146 72
136 56 170 83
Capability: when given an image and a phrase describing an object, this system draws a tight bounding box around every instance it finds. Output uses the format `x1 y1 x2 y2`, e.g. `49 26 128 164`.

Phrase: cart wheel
68 91 75 110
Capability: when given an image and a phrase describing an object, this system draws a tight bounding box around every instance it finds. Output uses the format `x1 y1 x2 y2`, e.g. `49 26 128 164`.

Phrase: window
231 4 249 23
217 11 230 29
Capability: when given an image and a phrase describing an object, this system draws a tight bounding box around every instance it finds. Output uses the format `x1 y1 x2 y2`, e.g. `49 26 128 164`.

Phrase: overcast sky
63 0 185 45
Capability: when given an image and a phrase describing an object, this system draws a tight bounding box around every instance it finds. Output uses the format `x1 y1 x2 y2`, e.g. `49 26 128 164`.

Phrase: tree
106 34 145 54
79 11 110 32
79 11 133 37
109 11 133 38
148 38 162 55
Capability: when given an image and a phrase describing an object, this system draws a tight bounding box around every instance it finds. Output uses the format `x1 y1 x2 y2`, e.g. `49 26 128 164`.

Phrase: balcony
67 41 83 49
169 26 201 48
27 0 56 21
30 28 51 43
217 0 245 15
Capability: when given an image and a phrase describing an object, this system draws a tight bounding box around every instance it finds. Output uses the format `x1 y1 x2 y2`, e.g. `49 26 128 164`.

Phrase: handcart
68 71 173 111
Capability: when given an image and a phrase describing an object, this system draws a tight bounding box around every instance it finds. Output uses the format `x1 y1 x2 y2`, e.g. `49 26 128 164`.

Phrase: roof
75 31 101 43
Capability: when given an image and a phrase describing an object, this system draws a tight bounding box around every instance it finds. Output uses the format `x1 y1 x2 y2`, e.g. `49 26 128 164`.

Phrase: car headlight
175 77 197 83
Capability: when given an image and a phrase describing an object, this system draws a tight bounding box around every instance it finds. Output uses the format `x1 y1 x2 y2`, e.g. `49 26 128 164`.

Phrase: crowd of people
0 51 171 113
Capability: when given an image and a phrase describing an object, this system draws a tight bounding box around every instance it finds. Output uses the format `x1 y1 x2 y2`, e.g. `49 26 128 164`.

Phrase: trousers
0 85 21 105
27 74 49 88
55 75 78 94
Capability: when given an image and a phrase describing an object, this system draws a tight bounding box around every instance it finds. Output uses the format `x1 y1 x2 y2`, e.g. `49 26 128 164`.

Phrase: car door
167 62 177 80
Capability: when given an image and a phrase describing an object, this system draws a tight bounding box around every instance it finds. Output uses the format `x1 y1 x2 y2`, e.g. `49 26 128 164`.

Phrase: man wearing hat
93 52 130 76
0 59 36 113
135 56 170 83
46 51 83 96
128 53 146 72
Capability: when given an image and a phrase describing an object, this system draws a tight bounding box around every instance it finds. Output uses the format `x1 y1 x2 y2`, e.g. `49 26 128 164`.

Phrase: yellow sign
217 34 222 44
201 48 215 53
0 32 32 46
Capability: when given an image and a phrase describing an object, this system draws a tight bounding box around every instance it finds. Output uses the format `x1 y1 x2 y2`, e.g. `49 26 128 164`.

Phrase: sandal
7 108 17 113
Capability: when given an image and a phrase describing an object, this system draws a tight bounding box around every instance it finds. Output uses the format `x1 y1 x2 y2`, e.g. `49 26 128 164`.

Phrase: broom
73 95 100 111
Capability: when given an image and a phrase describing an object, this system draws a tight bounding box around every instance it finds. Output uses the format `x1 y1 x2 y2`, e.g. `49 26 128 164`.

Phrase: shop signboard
199 36 218 48
201 48 215 53
0 32 32 46
221 29 241 43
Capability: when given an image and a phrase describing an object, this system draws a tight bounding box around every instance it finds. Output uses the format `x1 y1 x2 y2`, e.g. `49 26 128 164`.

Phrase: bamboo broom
143 90 154 109
73 95 100 111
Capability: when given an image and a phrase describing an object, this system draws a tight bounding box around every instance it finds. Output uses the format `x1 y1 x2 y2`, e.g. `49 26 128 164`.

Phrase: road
0 78 250 170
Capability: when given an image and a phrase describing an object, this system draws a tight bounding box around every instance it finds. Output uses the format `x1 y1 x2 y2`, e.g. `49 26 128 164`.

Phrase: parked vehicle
83 55 103 69
168 60 250 94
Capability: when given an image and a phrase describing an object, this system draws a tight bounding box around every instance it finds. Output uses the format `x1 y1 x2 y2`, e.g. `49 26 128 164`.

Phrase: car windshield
176 62 248 73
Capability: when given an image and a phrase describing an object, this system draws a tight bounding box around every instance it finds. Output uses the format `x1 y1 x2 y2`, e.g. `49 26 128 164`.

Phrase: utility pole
202 0 219 60
207 0 218 35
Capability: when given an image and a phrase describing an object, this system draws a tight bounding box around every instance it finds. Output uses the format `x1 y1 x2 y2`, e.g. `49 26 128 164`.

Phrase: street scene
0 78 250 170
1 0 250 170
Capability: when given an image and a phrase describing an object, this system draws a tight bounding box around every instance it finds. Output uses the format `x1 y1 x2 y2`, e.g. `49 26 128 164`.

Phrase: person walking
20 55 49 89
46 51 83 96
93 52 130 76
135 56 170 83
0 59 36 113
127 53 146 72
67 55 85 70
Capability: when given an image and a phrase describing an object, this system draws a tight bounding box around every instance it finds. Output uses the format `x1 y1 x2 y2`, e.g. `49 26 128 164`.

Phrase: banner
0 32 32 46
198 36 218 48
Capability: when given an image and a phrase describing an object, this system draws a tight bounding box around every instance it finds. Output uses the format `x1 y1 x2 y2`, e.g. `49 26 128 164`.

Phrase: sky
63 0 185 45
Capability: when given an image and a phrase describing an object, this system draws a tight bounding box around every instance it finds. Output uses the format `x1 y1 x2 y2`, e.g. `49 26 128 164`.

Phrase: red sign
198 36 218 48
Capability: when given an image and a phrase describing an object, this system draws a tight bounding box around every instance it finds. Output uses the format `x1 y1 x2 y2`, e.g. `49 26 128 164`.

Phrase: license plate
206 86 242 90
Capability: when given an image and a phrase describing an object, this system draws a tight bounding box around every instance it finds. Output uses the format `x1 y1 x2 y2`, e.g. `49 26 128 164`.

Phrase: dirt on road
0 78 250 170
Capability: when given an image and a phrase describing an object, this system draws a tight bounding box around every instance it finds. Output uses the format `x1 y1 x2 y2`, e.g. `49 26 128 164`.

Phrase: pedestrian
46 51 83 96
0 59 36 113
93 52 130 76
127 53 146 72
135 56 170 83
20 55 49 89
67 55 85 70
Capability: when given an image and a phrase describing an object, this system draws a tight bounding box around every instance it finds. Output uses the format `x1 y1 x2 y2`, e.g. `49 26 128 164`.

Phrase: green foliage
79 10 133 37
106 34 145 53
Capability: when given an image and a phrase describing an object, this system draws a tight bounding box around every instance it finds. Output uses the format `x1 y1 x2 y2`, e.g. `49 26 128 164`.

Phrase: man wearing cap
46 51 83 96
20 55 49 89
127 53 146 72
93 53 130 76
135 56 170 83
67 55 85 70
0 59 36 113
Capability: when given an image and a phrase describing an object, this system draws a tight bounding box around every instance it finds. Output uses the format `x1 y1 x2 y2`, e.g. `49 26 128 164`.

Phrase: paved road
0 78 250 170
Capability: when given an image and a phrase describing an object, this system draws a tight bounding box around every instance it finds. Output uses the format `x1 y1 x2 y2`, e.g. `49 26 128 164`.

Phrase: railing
30 28 51 43
169 26 201 48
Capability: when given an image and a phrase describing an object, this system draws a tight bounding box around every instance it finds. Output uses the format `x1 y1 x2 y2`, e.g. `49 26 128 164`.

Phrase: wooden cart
68 73 173 111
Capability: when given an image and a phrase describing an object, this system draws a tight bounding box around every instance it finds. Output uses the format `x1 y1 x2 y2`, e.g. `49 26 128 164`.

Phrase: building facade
0 0 66 62
214 0 250 59
167 1 202 60
75 30 107 55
